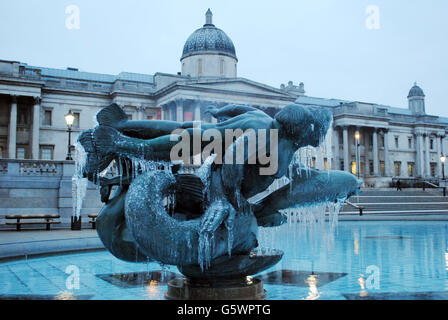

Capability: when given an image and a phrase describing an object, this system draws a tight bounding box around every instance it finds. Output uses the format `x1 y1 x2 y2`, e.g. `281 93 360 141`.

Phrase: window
220 59 225 76
43 110 52 126
394 161 401 177
369 160 374 175
395 137 399 148
408 138 412 149
198 59 203 76
184 111 193 122
0 146 3 159
127 114 133 120
311 157 316 169
351 161 357 175
16 147 25 159
340 160 344 171
369 135 373 150
17 106 29 125
360 162 365 175
73 112 80 128
380 136 385 148
408 162 414 177
430 163 436 177
40 145 54 160
380 161 385 176
430 139 434 150
324 158 328 171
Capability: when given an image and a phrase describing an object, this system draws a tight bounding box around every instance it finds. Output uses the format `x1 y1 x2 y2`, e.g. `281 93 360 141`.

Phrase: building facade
1 9 447 188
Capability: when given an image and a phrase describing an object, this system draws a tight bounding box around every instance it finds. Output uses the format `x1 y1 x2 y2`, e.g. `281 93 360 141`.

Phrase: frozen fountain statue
75 102 361 299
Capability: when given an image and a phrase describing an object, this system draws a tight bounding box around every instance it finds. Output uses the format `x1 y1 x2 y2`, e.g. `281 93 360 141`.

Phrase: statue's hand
199 199 234 235
204 105 219 117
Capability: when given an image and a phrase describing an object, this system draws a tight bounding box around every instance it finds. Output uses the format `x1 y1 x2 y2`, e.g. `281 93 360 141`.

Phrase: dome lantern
408 82 426 115
205 8 214 26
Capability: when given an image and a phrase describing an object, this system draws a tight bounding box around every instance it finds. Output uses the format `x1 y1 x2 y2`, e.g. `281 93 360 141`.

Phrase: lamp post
441 155 446 197
441 155 446 180
354 131 361 179
65 110 81 230
64 110 75 161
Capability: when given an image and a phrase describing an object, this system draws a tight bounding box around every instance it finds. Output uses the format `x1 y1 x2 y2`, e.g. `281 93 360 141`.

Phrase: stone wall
0 159 103 229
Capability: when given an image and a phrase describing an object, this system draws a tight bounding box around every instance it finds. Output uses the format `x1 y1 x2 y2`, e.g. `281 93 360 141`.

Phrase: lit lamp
64 110 75 161
441 155 446 180
354 131 361 179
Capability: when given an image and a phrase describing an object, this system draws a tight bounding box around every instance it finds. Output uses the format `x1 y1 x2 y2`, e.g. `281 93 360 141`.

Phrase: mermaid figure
77 102 361 277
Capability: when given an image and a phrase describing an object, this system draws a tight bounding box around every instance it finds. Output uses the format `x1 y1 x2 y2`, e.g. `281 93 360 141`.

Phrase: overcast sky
1 0 447 116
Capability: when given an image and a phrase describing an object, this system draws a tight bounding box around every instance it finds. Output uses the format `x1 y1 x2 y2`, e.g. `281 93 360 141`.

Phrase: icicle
72 142 88 218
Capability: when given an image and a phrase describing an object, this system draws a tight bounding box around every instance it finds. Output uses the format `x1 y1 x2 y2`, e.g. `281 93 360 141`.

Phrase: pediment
183 79 294 98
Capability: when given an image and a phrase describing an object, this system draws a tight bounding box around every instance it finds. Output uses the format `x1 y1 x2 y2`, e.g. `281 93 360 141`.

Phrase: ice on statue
74 101 361 288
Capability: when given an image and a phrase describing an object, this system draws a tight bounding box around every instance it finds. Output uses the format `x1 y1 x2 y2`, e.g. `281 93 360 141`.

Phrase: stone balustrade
0 159 64 176
0 159 102 228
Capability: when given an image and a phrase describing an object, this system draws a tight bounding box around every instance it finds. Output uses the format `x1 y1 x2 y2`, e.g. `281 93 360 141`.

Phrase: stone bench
5 214 61 231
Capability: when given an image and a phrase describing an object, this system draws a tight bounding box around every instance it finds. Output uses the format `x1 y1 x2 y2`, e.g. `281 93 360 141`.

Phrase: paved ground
0 229 104 260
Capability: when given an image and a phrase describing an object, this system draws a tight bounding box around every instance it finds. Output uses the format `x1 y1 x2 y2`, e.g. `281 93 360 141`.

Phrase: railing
0 159 66 177
345 200 364 216
421 180 447 197
333 103 388 118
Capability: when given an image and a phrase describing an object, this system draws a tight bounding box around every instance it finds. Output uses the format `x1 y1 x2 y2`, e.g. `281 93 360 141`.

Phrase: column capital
33 96 42 105
136 105 145 112
174 98 185 107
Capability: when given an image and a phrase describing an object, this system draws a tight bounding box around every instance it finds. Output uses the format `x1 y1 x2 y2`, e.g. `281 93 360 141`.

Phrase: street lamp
441 155 446 180
65 110 75 160
441 155 446 197
354 131 361 179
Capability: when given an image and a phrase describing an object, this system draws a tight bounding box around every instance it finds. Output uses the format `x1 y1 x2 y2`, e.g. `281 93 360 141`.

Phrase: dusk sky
1 0 447 116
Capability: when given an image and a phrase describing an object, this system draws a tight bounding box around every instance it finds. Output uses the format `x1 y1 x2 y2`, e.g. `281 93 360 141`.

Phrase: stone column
372 128 379 176
176 100 183 122
31 97 41 160
416 132 424 177
137 106 145 120
424 134 430 177
194 102 201 121
160 105 166 120
8 95 18 159
437 134 443 177
333 127 339 170
343 126 349 171
383 130 390 176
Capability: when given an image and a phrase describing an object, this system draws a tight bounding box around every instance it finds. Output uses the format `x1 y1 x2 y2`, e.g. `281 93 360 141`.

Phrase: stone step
359 190 443 197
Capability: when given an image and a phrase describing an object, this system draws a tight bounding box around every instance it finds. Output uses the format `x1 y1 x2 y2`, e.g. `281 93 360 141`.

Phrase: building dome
181 9 237 61
408 82 425 98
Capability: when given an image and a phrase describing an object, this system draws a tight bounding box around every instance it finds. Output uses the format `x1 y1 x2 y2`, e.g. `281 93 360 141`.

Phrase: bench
88 213 98 229
5 214 61 231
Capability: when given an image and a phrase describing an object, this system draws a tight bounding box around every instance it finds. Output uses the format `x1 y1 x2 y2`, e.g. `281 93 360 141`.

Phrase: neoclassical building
0 9 447 187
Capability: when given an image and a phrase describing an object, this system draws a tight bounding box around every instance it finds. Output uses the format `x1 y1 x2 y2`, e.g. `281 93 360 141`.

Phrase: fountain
75 102 361 299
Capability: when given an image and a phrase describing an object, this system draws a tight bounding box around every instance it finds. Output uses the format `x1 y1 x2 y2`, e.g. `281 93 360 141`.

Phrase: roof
26 65 154 84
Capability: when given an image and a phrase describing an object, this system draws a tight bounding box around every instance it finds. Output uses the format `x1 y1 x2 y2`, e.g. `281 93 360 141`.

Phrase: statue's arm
206 104 260 122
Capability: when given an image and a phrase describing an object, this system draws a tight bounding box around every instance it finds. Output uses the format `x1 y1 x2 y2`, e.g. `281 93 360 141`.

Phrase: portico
3 94 42 160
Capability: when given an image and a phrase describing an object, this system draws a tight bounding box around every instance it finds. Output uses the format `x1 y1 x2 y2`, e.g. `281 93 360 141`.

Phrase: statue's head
274 104 332 148
270 104 332 178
